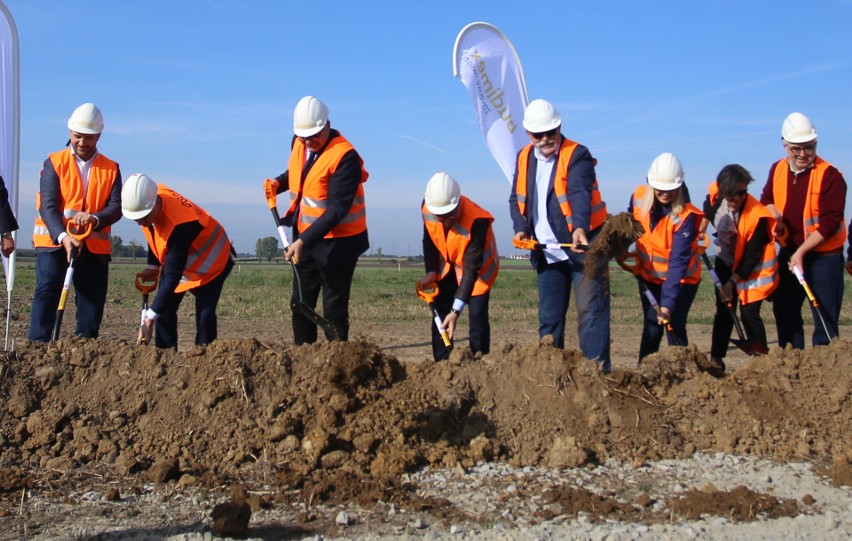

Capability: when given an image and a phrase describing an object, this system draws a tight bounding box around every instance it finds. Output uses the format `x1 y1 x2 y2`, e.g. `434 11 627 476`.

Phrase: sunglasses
530 128 559 140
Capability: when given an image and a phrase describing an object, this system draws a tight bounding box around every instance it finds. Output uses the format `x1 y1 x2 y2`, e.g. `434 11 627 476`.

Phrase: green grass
7 257 852 328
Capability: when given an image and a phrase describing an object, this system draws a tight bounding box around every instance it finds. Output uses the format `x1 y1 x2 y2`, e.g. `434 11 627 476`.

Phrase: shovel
700 253 768 355
791 264 837 342
415 282 451 347
266 190 340 341
513 237 588 252
616 252 683 360
134 273 158 345
51 221 93 343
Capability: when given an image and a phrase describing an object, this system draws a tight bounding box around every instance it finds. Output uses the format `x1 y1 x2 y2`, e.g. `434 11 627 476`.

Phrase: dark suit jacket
508 140 599 269
0 175 18 235
274 130 369 266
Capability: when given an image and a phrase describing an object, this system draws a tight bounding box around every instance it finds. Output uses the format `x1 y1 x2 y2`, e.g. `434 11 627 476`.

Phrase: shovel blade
730 338 768 356
292 300 340 341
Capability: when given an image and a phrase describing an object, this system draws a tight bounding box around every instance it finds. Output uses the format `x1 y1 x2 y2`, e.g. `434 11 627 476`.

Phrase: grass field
7 256 852 330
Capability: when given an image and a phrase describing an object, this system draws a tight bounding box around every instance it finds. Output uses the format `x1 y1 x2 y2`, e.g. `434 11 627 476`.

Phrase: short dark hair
716 164 753 198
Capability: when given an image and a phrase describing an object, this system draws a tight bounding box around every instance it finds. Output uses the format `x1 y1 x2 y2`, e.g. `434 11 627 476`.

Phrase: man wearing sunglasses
509 99 611 373
759 112 847 348
264 96 369 344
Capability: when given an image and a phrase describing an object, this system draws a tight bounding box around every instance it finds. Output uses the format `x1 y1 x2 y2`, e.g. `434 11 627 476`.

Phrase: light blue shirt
532 147 569 264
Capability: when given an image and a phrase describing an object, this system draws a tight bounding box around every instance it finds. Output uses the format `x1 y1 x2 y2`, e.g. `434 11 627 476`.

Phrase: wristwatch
1 232 11 239
451 308 461 316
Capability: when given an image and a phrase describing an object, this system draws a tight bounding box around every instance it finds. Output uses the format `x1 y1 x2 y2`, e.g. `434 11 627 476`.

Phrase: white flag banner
453 22 529 183
0 0 18 349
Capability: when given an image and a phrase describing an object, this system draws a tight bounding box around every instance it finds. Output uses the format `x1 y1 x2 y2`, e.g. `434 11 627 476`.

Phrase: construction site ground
0 289 849 540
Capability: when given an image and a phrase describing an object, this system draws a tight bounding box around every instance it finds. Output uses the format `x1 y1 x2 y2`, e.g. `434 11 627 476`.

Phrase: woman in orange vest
630 153 704 362
121 174 235 349
418 173 499 361
703 165 778 373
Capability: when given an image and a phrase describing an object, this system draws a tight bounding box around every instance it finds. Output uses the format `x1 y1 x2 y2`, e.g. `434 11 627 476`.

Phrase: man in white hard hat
417 172 499 361
263 96 369 344
122 173 234 349
29 103 122 342
759 112 847 347
509 99 611 372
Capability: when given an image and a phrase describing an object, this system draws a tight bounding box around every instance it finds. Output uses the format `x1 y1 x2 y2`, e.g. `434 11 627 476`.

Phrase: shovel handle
512 238 586 251
791 265 818 305
616 251 641 275
415 283 451 346
135 273 158 295
66 221 93 241
415 281 439 304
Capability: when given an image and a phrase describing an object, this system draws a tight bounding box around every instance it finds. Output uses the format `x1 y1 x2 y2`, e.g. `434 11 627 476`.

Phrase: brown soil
584 212 644 275
0 296 849 537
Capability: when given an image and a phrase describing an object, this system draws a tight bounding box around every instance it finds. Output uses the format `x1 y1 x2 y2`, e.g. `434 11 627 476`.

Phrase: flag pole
0 0 20 350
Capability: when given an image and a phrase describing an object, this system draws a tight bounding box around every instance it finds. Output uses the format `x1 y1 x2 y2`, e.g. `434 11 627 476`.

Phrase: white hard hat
781 112 817 143
293 96 329 137
424 172 461 215
67 102 104 134
646 152 684 191
523 99 562 133
121 173 159 220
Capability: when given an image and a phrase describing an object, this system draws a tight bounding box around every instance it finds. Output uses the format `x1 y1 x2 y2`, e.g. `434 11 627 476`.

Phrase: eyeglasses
787 143 816 155
530 128 559 140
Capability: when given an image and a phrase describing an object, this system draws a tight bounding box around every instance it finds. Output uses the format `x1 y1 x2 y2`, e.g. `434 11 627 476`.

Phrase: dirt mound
0 336 850 512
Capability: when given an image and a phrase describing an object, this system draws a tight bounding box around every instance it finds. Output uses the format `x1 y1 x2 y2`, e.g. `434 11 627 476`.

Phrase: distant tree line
111 236 146 259
255 236 281 262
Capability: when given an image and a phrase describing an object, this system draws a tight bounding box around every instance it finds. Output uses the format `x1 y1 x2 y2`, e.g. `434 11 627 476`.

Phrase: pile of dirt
0 336 849 516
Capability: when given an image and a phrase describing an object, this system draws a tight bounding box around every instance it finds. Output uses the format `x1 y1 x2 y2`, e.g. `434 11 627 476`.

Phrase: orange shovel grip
66 221 93 241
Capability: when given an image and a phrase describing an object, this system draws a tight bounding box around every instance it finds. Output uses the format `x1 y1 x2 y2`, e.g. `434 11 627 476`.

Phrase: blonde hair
639 185 685 218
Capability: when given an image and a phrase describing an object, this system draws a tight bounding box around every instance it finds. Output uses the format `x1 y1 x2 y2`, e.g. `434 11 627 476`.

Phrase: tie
302 152 317 180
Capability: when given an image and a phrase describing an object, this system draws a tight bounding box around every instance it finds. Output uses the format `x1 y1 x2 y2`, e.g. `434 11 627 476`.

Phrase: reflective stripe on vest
143 185 232 293
422 196 499 296
514 139 607 232
285 134 368 239
33 149 118 253
632 184 703 285
771 157 846 252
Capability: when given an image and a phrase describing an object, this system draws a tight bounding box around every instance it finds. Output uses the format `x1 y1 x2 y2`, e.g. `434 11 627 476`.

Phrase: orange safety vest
771 157 846 252
142 185 232 293
708 182 779 304
285 134 368 238
422 196 499 296
632 185 703 285
33 149 118 254
514 138 608 232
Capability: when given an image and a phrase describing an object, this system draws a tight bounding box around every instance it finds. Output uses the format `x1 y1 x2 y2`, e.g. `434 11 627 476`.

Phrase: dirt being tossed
0 336 850 536
584 212 644 276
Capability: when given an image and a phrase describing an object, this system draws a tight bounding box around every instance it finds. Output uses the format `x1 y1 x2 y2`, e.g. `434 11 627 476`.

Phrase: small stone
802 494 815 505
104 487 120 501
450 524 466 535
408 517 427 529
335 511 352 526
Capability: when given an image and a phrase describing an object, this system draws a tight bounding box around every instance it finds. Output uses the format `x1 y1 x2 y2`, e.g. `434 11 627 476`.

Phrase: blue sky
4 0 852 256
